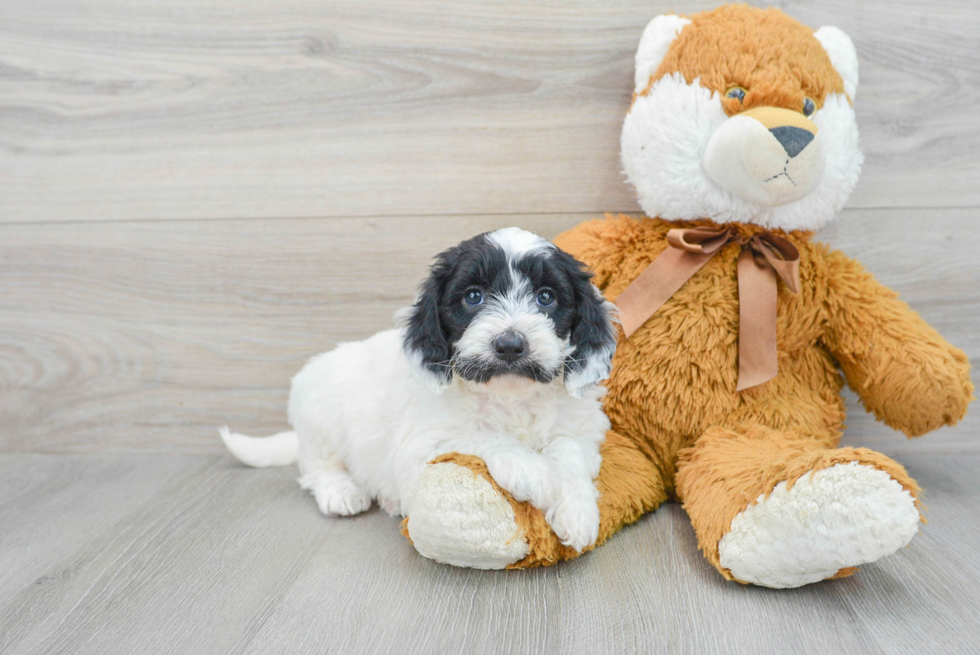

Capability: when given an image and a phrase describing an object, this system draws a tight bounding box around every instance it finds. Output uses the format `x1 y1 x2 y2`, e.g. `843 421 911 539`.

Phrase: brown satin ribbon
615 227 800 391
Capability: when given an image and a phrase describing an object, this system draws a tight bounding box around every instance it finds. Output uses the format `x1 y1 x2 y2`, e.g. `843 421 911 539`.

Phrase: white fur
221 228 614 561
453 272 569 385
222 327 609 553
621 74 862 231
486 226 553 259
400 337 454 396
396 228 613 399
219 428 298 467
718 462 921 588
814 26 859 100
407 462 530 569
623 16 863 232
633 15 691 95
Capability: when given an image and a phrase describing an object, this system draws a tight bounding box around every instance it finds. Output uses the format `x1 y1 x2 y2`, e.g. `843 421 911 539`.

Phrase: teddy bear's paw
718 461 921 588
545 492 600 553
406 462 529 569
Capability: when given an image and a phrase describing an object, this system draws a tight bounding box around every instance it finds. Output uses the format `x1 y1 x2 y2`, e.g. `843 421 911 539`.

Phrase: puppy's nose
769 126 814 158
493 331 527 362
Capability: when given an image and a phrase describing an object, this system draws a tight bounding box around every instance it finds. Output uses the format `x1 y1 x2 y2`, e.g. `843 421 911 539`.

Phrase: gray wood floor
2 0 979 652
1 452 979 654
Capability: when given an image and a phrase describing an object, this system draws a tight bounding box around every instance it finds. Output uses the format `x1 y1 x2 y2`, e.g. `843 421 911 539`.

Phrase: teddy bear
401 4 973 588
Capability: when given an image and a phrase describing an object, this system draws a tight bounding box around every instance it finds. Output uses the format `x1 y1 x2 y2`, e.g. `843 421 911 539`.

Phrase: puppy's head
401 227 617 397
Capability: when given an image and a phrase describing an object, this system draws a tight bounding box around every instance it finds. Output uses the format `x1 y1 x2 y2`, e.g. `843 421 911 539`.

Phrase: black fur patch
543 250 617 387
402 233 505 386
402 231 615 389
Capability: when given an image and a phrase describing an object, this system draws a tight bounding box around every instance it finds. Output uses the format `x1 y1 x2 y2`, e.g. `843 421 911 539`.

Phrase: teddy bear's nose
770 126 814 158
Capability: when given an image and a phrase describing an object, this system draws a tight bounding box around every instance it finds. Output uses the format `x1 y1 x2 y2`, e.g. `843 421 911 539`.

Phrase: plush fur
402 5 973 586
221 228 618 556
622 7 862 232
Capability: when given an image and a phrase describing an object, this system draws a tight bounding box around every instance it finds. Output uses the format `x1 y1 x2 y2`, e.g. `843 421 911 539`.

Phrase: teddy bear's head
621 5 862 232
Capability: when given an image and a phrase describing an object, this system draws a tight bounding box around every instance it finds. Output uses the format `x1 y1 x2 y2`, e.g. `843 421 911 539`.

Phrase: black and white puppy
221 227 617 551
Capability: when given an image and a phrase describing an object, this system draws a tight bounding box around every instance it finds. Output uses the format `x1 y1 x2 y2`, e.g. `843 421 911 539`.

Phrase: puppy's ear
399 252 454 395
555 251 619 398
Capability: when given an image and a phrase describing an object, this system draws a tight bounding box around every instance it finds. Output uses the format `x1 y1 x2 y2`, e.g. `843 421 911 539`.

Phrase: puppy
221 227 618 551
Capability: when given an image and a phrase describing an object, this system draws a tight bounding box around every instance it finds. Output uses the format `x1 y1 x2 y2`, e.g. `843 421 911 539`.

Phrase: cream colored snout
703 107 824 207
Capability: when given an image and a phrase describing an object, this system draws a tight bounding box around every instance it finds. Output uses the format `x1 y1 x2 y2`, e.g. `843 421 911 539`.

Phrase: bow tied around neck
615 227 801 391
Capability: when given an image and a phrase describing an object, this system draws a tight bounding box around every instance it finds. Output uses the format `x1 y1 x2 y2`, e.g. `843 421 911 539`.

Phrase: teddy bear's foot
406 461 529 569
717 461 920 588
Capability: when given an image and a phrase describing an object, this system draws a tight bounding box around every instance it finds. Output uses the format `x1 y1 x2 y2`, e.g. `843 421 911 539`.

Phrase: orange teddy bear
404 5 973 587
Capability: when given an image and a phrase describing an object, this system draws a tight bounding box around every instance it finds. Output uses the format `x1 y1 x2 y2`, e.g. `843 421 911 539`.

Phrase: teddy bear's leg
675 424 923 588
404 430 668 569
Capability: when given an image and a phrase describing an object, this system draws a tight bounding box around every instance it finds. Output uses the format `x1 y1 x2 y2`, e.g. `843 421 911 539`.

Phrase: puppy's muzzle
493 330 527 363
703 106 825 207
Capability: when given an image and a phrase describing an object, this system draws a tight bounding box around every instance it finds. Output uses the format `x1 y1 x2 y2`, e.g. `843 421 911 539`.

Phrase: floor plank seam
1 205 977 227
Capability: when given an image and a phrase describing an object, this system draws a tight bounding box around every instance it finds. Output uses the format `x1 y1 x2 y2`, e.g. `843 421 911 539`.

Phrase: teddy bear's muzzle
703 106 825 208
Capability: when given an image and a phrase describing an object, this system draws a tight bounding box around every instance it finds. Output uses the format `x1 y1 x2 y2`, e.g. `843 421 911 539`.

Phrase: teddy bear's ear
634 14 691 96
814 26 859 100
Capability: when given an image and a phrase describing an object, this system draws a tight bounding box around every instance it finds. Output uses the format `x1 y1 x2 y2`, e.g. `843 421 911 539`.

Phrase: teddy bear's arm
820 248 973 437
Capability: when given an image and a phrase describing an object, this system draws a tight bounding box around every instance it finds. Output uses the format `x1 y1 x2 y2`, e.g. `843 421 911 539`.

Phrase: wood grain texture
0 209 973 456
1 0 977 650
1 209 976 455
0 454 215 603
1 0 978 223
1 453 978 654
0 213 580 453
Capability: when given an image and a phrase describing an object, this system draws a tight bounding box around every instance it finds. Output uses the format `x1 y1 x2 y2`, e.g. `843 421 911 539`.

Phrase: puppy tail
219 426 299 467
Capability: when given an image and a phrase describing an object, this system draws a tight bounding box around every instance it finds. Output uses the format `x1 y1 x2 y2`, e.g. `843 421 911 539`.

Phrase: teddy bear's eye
803 97 816 117
725 87 746 103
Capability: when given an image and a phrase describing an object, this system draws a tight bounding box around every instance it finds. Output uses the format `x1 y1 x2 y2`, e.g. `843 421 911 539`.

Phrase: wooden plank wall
1 0 977 455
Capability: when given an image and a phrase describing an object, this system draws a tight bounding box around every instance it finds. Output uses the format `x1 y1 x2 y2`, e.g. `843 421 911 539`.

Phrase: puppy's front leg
540 436 602 553
430 436 561 511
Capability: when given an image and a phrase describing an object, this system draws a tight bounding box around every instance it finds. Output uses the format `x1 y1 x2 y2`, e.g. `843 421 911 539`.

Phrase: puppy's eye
463 288 483 307
536 288 556 308
725 87 746 103
802 97 816 117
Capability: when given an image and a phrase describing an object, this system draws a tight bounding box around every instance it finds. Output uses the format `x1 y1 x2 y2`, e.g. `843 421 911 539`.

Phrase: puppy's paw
545 492 600 553
486 456 561 510
302 472 372 517
378 494 401 517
